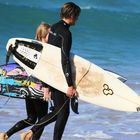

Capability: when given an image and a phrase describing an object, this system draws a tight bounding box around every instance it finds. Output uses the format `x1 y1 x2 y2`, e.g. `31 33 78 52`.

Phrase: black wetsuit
49 20 73 86
6 99 48 140
30 20 73 140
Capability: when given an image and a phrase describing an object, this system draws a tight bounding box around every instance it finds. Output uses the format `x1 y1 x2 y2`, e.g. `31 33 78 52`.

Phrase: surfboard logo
103 84 114 96
34 54 38 59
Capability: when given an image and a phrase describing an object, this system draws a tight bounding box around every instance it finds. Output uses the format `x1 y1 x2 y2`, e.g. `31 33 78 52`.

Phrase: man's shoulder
52 22 71 35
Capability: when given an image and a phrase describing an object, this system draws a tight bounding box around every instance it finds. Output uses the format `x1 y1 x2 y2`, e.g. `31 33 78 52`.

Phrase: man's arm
61 32 76 97
61 31 73 87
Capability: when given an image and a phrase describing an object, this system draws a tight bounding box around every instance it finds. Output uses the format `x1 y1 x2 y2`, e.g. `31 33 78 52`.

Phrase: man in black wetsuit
20 2 81 140
48 2 81 139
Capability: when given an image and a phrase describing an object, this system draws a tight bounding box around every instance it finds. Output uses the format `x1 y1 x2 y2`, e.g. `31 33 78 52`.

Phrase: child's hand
42 87 51 101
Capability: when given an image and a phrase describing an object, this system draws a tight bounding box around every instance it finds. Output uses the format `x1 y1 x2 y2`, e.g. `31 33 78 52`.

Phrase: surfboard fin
71 96 79 114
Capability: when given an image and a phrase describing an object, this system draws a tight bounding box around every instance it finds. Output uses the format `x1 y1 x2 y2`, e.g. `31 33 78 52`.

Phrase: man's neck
62 18 70 25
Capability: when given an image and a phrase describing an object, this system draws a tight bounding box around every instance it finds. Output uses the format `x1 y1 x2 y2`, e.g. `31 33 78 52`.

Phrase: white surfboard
6 38 140 112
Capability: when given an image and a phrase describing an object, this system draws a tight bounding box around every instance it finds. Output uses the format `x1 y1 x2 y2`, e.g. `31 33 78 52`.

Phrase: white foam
73 130 113 139
120 131 140 135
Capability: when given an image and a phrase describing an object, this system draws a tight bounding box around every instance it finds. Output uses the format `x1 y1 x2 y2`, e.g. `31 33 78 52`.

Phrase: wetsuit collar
60 20 70 28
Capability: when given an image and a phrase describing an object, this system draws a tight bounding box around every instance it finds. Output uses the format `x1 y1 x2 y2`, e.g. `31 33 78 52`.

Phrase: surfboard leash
0 97 11 109
0 84 11 109
23 98 70 126
75 63 91 95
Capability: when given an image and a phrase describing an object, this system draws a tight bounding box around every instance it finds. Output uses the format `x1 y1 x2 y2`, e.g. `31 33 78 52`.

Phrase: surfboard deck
0 63 44 99
6 38 140 112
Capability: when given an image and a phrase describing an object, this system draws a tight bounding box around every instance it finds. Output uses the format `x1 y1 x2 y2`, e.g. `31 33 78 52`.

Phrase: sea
0 0 140 140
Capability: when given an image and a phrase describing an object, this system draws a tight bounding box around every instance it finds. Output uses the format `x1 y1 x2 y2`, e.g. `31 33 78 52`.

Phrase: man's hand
66 86 76 98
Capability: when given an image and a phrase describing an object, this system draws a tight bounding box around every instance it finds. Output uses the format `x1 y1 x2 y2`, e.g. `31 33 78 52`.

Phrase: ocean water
0 0 140 140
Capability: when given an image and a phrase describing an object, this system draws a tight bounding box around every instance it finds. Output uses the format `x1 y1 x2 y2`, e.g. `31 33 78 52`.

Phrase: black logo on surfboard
34 54 38 59
103 84 114 96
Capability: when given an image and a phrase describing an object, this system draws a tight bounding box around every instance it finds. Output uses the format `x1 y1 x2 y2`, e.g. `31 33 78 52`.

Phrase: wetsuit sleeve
61 32 73 87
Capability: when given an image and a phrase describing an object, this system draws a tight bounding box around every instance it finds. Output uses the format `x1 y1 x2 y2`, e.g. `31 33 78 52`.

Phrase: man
20 2 81 140
48 2 81 139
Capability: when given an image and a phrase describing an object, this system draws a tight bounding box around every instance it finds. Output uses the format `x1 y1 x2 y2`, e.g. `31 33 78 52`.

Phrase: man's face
69 16 79 25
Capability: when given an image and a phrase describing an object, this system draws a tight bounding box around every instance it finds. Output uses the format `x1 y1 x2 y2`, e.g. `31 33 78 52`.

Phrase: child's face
44 34 49 43
42 28 50 43
42 34 49 43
